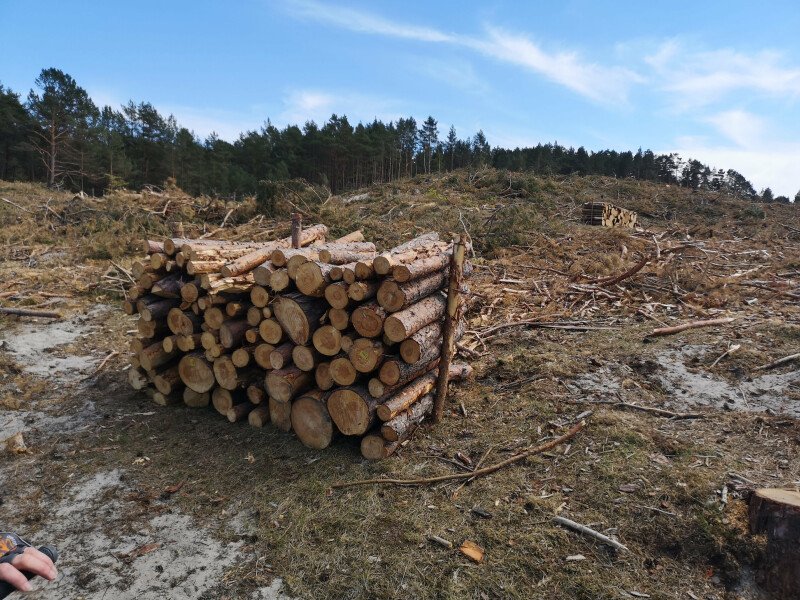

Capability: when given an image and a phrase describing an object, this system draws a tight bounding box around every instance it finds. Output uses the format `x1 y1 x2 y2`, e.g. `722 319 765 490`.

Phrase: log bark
291 212 302 248
220 319 249 349
183 387 210 408
352 302 387 338
269 397 292 432
137 317 170 339
434 237 466 423
139 341 178 371
381 394 434 441
269 341 295 370
138 297 180 322
178 352 216 393
749 488 800 598
273 292 326 345
312 325 343 356
292 345 322 372
392 251 451 283
330 356 358 386
212 387 245 414
220 224 328 277
327 385 378 435
167 308 202 336
373 233 441 274
377 363 472 422
266 366 312 402
259 318 286 345
143 239 165 255
324 282 350 309
399 320 442 363
153 391 182 406
253 262 277 287
378 356 439 388
348 338 388 373
648 317 735 337
186 259 225 275
153 365 183 395
248 404 270 427
291 390 338 449
318 243 376 265
151 273 188 298
227 402 256 423
377 270 447 313
225 300 250 318
383 294 446 342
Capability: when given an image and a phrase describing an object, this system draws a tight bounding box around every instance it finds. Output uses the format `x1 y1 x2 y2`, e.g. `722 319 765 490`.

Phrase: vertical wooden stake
291 212 302 249
433 233 467 423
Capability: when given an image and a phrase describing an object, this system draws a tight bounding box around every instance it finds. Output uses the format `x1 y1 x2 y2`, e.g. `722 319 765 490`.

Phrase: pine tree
418 116 438 174
445 126 457 171
0 83 32 180
761 187 774 203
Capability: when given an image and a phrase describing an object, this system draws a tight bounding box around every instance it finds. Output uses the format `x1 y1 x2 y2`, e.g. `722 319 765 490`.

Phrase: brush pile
123 225 472 459
582 201 638 228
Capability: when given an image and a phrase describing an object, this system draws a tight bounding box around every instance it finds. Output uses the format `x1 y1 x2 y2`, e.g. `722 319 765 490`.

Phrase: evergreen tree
0 83 32 180
418 116 438 174
472 130 490 166
445 125 457 171
760 187 774 203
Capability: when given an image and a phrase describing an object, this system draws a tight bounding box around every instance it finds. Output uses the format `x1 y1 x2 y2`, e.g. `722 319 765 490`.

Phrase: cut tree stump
749 488 800 599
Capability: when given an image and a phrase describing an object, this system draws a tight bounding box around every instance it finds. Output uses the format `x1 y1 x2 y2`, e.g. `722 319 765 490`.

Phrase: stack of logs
581 201 638 228
124 225 472 460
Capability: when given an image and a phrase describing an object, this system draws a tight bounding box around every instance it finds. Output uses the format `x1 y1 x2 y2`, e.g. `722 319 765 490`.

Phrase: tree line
1 68 796 204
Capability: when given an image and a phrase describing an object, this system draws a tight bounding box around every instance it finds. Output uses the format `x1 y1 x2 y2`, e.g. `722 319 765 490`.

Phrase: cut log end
291 394 336 449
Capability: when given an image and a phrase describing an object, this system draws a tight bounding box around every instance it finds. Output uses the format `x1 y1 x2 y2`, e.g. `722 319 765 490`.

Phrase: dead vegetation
1 171 799 599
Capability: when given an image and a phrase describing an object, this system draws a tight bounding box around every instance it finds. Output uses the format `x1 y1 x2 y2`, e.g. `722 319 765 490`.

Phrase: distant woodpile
582 202 638 229
123 224 472 459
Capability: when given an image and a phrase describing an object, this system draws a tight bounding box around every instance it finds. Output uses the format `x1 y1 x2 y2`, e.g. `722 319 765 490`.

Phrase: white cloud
647 40 800 108
706 109 766 147
284 0 640 104
277 89 405 127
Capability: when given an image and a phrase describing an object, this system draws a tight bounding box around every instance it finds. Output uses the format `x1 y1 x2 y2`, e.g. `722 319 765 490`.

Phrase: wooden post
291 212 302 249
433 233 466 423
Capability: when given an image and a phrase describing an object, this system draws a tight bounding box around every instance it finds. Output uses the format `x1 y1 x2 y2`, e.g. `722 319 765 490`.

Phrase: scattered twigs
553 516 629 552
451 445 494 499
616 401 704 419
647 317 735 338
754 353 800 371
95 351 120 373
330 421 586 490
710 343 741 368
1 197 32 213
0 307 62 319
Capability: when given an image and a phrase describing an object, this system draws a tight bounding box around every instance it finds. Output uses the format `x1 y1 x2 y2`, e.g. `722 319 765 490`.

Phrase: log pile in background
123 226 472 459
581 201 638 228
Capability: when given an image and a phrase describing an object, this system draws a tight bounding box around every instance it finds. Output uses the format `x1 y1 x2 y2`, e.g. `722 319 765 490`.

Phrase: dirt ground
1 174 798 599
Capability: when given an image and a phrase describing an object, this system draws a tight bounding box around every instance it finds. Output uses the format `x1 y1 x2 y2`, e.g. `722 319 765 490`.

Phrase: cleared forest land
1 171 799 599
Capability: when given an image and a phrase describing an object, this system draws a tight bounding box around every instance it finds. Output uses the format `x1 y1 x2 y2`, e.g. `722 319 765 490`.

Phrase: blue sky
2 0 799 196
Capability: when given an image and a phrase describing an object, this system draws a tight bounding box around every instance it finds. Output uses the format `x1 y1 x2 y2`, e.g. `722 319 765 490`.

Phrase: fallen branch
1 197 32 213
553 516 629 552
616 402 704 419
0 307 62 319
754 353 800 371
647 317 735 337
330 421 586 490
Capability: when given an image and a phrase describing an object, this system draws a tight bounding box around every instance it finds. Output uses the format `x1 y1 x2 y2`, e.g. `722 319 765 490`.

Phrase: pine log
153 365 183 395
328 308 350 331
201 273 255 294
128 367 149 390
176 333 203 353
352 302 387 338
354 259 374 281
377 363 472 422
130 338 148 354
232 345 256 368
167 308 202 336
254 343 276 369
130 354 141 370
179 352 216 393
269 269 291 292
399 318 464 364
259 318 286 345
315 362 334 391
245 327 260 344
143 239 165 255
381 394 434 441
250 285 270 308
291 390 338 449
273 292 326 345
377 270 447 313
327 385 378 435
349 338 388 373
201 331 220 351
139 342 178 371
132 261 152 279
340 332 356 353
153 391 182 406
272 247 315 268
378 357 439 388
248 404 270 427
269 342 295 370
151 273 188 298
434 235 466 423
183 387 210 408
227 402 256 423
383 294 446 342
247 383 267 405
186 259 226 275
295 261 336 297
312 325 343 356
212 387 245 414
220 319 249 349
373 233 441 275
122 299 138 315
221 224 331 277
330 356 358 386
137 317 169 339
225 300 250 318
150 252 170 270
266 366 312 402
392 252 451 283
246 306 264 327
318 244 376 265
138 297 180 322
324 282 350 309
749 488 800 597
213 355 240 390
253 262 277 287
268 397 293 432
204 306 226 329
293 345 322 372
348 281 380 302
360 434 400 460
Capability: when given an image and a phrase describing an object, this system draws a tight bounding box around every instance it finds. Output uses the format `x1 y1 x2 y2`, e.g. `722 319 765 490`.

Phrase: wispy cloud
647 39 800 108
284 0 640 105
277 89 405 127
706 109 766 147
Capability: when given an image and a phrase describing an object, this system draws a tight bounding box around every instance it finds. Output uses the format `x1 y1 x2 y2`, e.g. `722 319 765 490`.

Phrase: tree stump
749 488 800 599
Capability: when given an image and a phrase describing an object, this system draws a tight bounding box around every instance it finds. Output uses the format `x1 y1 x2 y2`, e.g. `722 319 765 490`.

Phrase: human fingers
10 548 57 581
0 562 32 592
